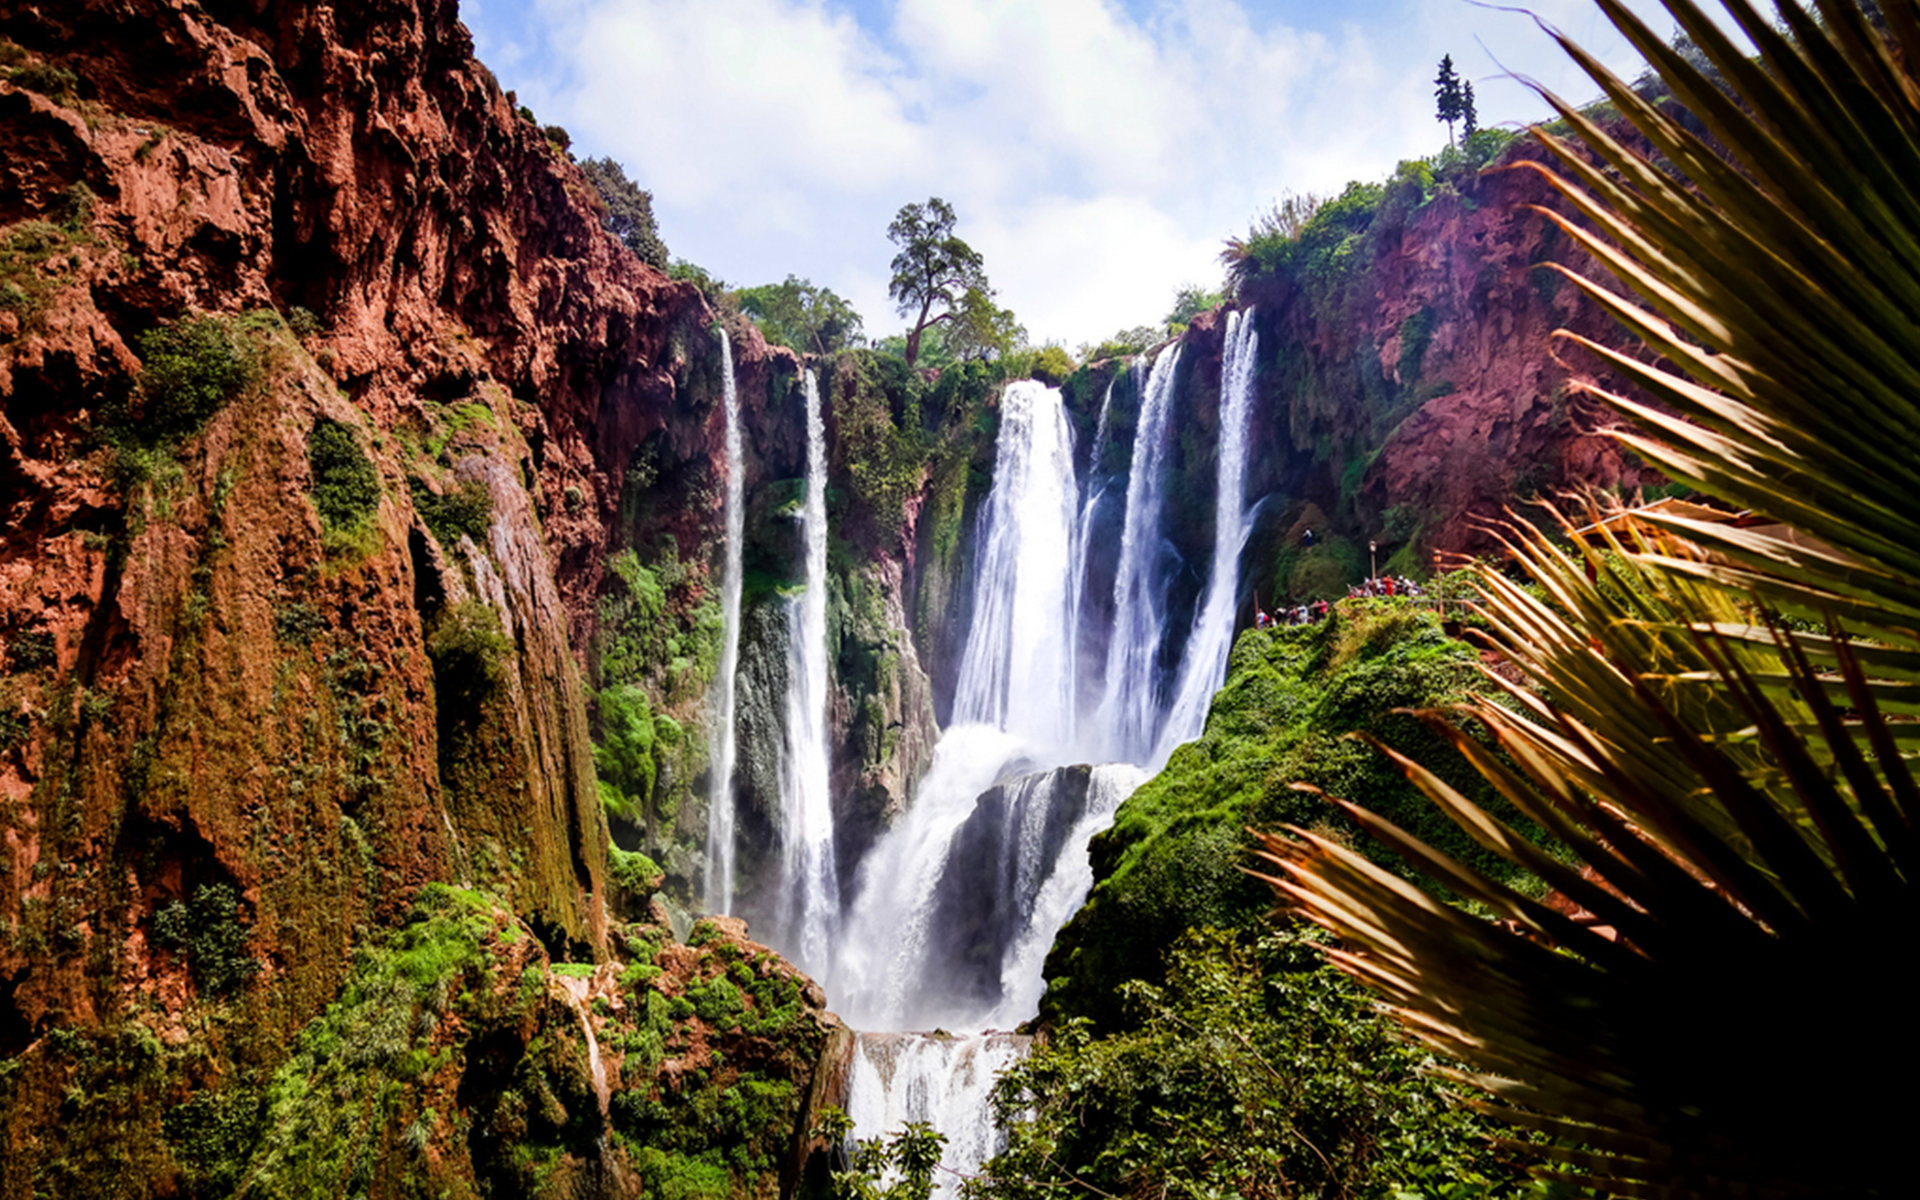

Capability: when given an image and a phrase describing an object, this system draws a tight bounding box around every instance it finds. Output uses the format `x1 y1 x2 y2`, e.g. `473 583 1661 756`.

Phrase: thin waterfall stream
703 329 745 914
773 368 839 970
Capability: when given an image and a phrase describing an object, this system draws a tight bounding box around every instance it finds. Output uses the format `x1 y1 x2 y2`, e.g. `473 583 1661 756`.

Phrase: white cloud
472 0 1689 348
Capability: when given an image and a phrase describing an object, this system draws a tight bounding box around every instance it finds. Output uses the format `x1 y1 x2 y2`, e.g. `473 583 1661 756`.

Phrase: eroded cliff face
1233 140 1658 578
0 0 868 1189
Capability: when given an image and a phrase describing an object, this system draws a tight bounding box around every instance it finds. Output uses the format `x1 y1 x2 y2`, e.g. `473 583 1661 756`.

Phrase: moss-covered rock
1042 600 1547 1030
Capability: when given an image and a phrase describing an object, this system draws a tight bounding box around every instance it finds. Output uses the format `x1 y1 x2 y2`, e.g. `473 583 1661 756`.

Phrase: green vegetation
240 885 519 1197
6 628 55 671
813 1108 945 1200
1045 601 1534 1030
427 600 511 709
887 197 991 367
410 475 492 545
978 928 1532 1199
580 156 670 270
738 275 865 355
135 314 262 443
150 883 261 996
608 845 664 894
307 418 382 550
1435 53 1476 147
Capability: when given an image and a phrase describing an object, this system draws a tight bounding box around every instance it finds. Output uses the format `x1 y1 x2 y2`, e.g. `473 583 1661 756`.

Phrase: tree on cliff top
738 275 865 355
581 157 669 270
1434 54 1465 147
887 197 990 368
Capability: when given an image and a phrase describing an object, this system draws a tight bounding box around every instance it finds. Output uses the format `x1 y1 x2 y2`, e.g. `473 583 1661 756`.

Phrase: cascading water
1094 345 1184 765
1155 308 1259 767
773 369 839 970
703 329 744 915
951 380 1082 751
742 351 1264 1189
988 762 1148 1026
843 1033 1030 1199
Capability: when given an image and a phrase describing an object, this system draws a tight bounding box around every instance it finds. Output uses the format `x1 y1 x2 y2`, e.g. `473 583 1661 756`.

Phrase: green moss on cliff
1044 601 1546 1029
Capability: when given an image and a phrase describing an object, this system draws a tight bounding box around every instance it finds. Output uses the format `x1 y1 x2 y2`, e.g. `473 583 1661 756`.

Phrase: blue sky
459 0 1683 347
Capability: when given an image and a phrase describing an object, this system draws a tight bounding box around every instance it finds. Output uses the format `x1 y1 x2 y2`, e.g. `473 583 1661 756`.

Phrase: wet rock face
922 764 1094 1013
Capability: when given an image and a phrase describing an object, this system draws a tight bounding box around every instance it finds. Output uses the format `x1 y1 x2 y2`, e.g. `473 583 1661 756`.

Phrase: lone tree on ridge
887 197 990 368
1435 54 1465 147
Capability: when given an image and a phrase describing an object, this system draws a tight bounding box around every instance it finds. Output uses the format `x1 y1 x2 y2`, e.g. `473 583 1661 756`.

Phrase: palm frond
1258 4 1920 1195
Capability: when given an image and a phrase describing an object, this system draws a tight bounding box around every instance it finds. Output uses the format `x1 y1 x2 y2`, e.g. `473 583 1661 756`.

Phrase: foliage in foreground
974 928 1546 1200
1261 2 1920 1195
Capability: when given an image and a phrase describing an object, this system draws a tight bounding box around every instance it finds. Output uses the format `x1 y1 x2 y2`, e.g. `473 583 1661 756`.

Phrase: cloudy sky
460 0 1684 348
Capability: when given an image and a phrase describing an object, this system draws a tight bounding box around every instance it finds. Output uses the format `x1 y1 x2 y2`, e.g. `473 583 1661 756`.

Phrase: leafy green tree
1164 283 1224 330
810 1109 946 1200
941 286 1024 363
887 198 990 367
737 275 866 354
1435 54 1464 147
580 156 669 270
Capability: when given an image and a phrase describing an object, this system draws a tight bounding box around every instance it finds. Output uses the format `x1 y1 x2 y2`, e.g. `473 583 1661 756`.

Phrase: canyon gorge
0 1 1662 1195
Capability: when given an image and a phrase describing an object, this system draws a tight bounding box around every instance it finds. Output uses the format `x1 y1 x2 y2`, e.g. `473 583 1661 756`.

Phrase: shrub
0 710 27 752
286 306 322 338
411 476 493 546
151 883 261 996
1028 344 1075 385
976 928 1525 1199
427 600 511 708
136 315 260 442
8 60 77 101
6 628 55 671
307 419 382 540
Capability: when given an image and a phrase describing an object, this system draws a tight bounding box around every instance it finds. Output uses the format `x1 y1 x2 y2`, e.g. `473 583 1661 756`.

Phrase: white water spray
1155 308 1259 766
703 330 744 914
988 762 1148 1027
1095 345 1184 765
774 369 840 969
831 724 1034 1030
844 1033 1030 1200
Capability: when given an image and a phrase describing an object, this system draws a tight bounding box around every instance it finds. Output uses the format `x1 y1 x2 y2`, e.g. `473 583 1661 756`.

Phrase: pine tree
1461 79 1478 143
1435 54 1463 147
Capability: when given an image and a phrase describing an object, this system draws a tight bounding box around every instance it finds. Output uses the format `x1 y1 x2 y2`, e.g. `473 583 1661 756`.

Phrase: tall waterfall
1155 308 1259 766
1094 345 1184 765
952 380 1082 752
703 329 744 914
773 369 839 968
744 347 1266 1190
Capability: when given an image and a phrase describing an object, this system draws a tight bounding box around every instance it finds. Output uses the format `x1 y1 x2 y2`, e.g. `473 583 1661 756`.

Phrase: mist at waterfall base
738 322 1259 1186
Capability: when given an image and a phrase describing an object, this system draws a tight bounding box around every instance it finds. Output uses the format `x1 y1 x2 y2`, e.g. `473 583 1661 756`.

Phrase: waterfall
951 380 1081 752
1155 308 1259 766
703 329 745 915
988 762 1148 1026
819 338 1262 1187
774 369 839 969
830 724 1035 1030
843 1032 1031 1200
1094 345 1184 765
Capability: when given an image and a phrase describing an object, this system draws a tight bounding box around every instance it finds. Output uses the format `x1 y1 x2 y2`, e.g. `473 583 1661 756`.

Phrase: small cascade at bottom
843 1033 1033 1199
